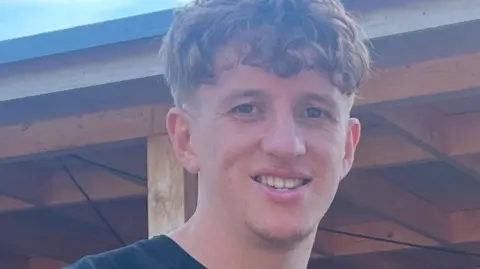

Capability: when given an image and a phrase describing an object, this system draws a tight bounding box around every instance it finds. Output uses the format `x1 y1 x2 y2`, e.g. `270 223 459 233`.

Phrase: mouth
252 175 311 191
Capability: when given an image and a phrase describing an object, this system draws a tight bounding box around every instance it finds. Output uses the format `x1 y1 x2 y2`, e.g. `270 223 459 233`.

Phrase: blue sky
0 0 189 41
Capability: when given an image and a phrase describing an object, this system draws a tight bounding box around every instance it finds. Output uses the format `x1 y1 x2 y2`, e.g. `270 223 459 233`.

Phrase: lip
254 180 309 203
251 168 312 203
251 168 311 180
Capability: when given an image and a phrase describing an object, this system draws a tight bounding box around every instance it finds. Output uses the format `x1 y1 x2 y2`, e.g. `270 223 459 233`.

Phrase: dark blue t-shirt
66 235 206 269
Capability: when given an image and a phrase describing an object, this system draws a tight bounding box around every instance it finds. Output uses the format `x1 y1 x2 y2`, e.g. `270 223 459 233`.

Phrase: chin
246 219 316 250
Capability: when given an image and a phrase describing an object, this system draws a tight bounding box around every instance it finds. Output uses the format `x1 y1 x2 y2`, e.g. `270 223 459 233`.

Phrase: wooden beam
357 0 480 39
48 163 147 205
0 161 148 244
353 125 435 169
0 160 147 218
355 52 480 107
440 111 480 160
53 196 148 244
314 168 480 258
72 144 147 184
338 171 450 242
0 161 146 207
336 252 430 269
0 195 33 212
0 162 52 205
354 107 480 169
147 135 192 237
315 220 439 256
0 42 161 102
315 208 480 257
450 210 480 244
0 104 169 162
373 105 480 181
1 112 196 236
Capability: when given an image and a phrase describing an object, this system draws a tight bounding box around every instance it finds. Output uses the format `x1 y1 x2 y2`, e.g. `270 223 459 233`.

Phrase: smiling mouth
252 175 311 191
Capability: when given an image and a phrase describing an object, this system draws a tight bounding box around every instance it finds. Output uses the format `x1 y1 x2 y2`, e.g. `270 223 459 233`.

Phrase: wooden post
147 135 198 237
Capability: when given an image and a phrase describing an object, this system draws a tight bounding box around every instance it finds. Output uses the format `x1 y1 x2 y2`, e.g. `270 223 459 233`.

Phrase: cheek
215 121 262 168
195 124 256 179
306 131 346 180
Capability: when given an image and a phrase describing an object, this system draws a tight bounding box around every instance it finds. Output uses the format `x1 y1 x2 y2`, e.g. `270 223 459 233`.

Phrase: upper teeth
257 176 303 189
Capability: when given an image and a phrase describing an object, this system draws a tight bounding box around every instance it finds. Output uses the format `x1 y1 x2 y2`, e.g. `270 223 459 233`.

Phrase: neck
169 201 316 269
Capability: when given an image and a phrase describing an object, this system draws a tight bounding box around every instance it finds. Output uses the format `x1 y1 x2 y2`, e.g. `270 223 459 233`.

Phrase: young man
68 0 370 268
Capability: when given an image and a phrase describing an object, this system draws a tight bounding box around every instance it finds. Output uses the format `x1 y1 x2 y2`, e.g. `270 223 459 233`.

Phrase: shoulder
65 235 172 269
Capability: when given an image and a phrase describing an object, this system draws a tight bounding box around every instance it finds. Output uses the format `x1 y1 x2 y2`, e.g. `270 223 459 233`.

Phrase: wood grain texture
147 135 185 237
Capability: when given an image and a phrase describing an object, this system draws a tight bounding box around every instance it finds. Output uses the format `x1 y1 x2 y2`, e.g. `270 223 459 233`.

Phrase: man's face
168 63 361 247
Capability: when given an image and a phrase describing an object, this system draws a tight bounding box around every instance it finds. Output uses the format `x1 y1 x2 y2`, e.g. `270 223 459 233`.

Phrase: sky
0 0 190 41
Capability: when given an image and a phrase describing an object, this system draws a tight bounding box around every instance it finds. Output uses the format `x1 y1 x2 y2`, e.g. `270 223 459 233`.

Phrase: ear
341 117 361 180
166 107 200 174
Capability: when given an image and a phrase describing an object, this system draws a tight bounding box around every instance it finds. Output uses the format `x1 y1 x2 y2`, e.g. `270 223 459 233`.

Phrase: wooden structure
1 0 480 268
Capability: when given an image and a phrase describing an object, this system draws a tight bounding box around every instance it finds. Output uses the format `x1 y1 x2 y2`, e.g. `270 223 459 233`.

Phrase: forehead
201 64 350 108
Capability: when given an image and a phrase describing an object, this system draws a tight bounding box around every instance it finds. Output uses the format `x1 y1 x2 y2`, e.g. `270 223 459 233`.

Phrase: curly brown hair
159 0 371 106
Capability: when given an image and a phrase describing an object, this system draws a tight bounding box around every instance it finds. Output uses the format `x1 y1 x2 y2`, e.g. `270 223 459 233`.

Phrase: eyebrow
219 88 339 110
300 92 338 110
220 89 268 104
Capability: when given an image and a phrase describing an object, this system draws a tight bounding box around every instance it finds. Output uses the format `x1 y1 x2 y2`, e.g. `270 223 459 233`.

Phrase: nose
261 116 306 159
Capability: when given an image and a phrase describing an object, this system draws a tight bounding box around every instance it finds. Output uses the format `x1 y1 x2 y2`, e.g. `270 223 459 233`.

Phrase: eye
230 104 257 115
304 107 328 119
228 103 264 121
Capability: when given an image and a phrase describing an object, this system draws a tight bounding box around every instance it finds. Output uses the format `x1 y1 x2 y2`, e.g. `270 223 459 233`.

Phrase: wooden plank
339 171 449 242
450 210 480 244
0 43 161 102
356 52 480 107
337 252 431 269
315 220 439 256
313 208 480 257
54 196 148 245
0 104 169 162
48 165 147 206
0 161 146 212
353 126 434 168
357 0 480 39
0 162 51 205
441 111 480 158
354 109 480 169
147 135 186 237
0 195 33 212
374 105 480 181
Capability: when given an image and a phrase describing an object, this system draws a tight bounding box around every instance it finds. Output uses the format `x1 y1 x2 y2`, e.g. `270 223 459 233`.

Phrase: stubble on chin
244 219 318 252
